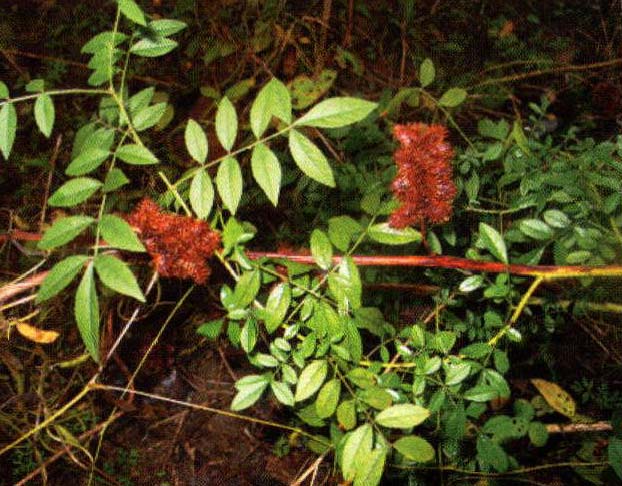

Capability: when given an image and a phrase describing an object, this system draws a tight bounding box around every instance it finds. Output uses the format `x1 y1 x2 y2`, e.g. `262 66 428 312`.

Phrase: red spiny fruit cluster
388 123 457 229
126 198 221 284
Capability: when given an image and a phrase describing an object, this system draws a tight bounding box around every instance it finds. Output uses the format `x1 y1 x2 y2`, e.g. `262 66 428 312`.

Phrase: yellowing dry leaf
531 378 576 418
16 322 59 344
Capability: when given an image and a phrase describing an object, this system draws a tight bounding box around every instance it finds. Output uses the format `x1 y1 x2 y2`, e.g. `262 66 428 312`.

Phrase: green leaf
393 435 435 462
354 447 386 486
130 37 178 57
116 144 159 165
38 216 94 250
477 435 508 472
148 19 187 37
270 380 294 406
543 209 570 229
445 362 472 386
328 216 361 251
251 143 281 206
185 119 208 164
250 78 292 137
419 58 435 87
296 97 377 128
315 379 341 418
294 360 328 402
240 318 258 353
463 385 499 402
128 87 155 116
336 399 357 430
196 319 223 339
289 129 335 187
34 93 55 138
117 0 147 26
0 103 17 160
512 118 532 152
74 263 100 362
231 375 269 411
310 229 333 270
459 275 484 293
264 283 291 333
94 254 145 302
216 156 243 214
438 87 468 107
81 31 128 54
48 177 102 207
0 81 9 98
37 256 89 303
519 219 553 240
479 223 508 263
375 404 430 428
232 270 261 309
215 96 238 151
132 102 167 131
329 257 362 310
342 424 373 481
189 169 214 219
609 437 622 479
460 342 492 359
66 148 110 176
368 222 421 245
528 421 548 447
99 214 145 252
102 168 130 192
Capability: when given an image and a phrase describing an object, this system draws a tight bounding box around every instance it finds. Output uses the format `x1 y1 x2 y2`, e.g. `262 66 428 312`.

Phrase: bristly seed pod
126 198 221 284
388 123 457 230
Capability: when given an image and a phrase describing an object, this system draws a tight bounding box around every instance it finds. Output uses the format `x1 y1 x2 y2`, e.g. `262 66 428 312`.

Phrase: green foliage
3 4 621 485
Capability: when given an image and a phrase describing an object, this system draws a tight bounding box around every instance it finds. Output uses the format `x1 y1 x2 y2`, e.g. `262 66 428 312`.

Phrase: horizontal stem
247 251 622 279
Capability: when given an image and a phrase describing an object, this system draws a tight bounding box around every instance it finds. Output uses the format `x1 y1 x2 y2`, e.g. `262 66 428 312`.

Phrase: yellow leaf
15 322 59 344
531 378 576 418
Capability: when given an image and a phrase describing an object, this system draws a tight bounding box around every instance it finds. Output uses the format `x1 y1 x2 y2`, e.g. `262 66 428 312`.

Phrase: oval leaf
0 103 17 160
189 169 215 219
34 93 55 138
393 435 435 462
342 424 373 481
264 283 291 333
296 97 377 128
38 216 95 250
438 87 468 107
250 78 292 137
216 156 243 214
37 255 89 303
368 222 421 245
419 58 435 88
185 118 208 164
271 380 295 406
116 144 158 165
215 96 238 151
48 177 102 207
130 38 178 57
251 143 281 206
315 379 341 418
288 129 335 187
531 378 576 418
99 214 145 252
479 223 508 263
294 360 328 402
310 229 333 270
66 148 110 176
231 375 269 411
118 0 146 26
94 254 145 302
375 404 430 428
75 263 100 362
